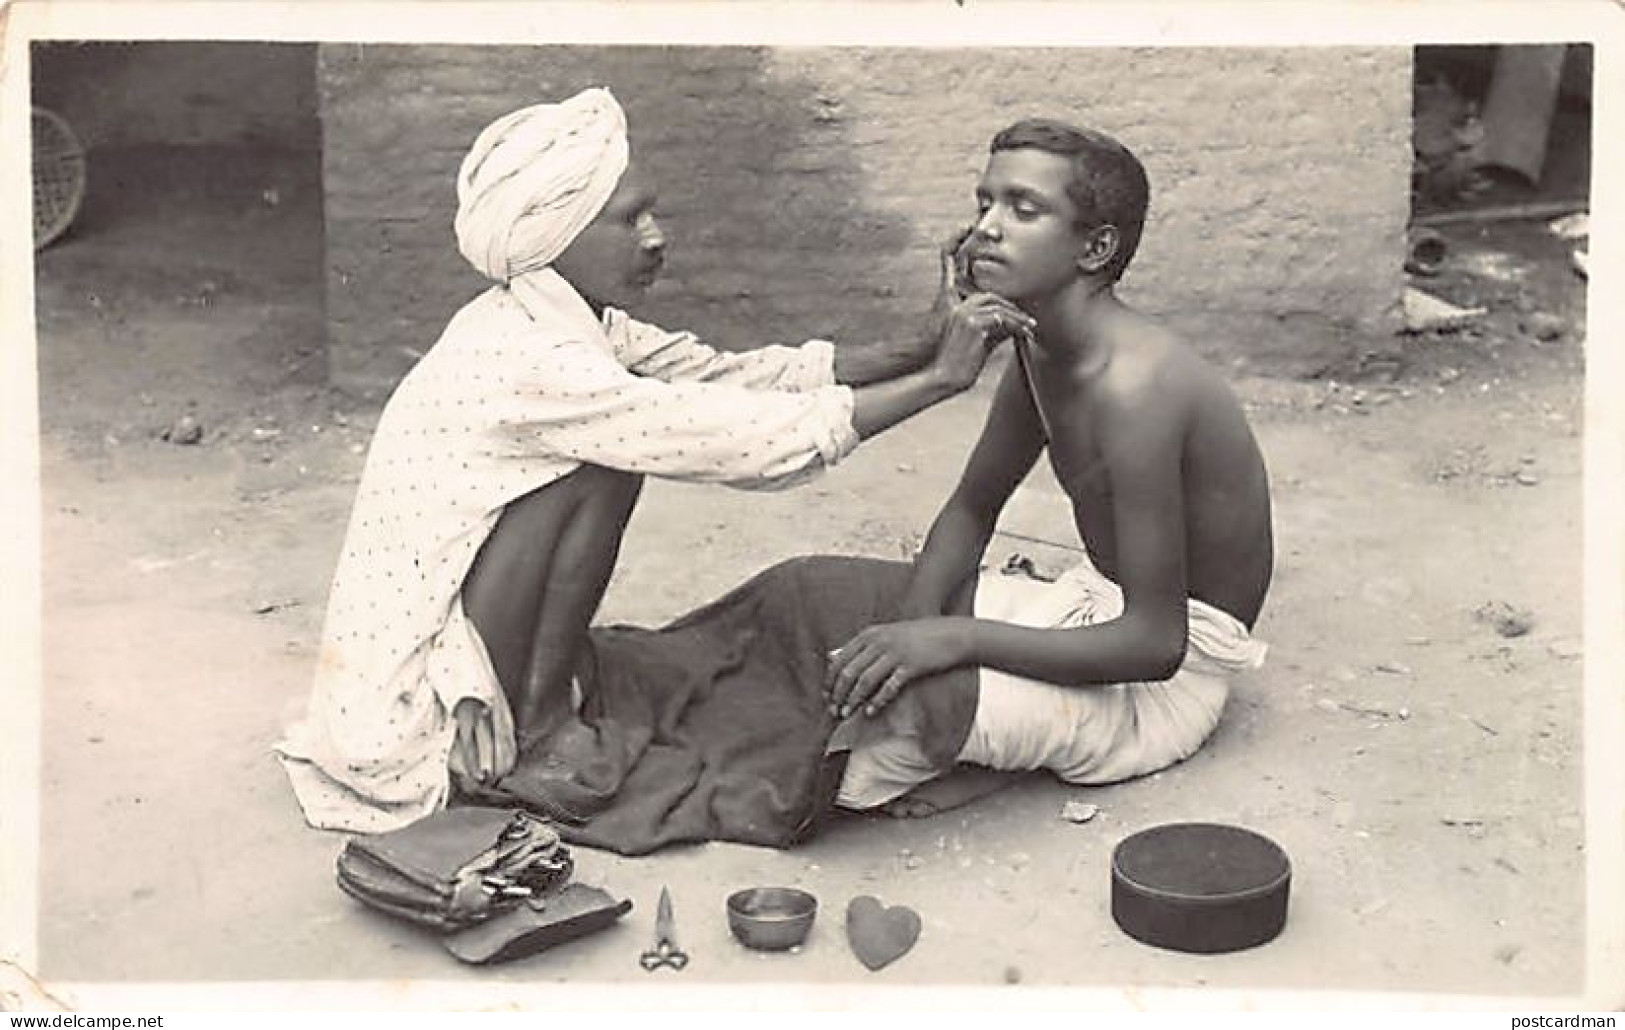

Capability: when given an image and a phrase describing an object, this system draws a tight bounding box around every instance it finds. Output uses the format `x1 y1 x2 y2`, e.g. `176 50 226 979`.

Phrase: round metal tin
1110 822 1291 954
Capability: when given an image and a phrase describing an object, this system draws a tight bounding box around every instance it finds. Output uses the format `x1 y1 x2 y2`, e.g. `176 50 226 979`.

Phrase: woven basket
33 106 86 251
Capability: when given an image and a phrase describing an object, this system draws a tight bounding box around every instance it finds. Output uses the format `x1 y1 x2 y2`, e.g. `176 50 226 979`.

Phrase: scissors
639 886 689 971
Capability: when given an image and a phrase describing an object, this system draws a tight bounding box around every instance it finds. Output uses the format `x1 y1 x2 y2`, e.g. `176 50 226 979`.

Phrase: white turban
454 87 630 282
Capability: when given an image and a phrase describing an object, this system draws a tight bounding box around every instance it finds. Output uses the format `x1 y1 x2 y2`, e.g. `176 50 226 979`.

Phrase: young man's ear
1076 224 1120 277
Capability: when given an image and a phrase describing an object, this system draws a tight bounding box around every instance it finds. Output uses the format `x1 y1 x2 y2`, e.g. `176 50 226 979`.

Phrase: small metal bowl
726 887 818 951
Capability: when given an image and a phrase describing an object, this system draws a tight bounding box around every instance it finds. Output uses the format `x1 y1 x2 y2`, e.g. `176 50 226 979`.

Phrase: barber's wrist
833 337 932 387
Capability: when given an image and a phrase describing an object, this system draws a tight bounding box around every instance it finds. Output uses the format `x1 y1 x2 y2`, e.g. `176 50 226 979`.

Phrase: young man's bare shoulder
1088 309 1208 416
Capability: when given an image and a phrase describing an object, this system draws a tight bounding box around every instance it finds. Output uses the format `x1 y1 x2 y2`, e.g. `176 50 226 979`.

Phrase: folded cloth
443 883 633 965
473 556 960 855
837 555 1268 809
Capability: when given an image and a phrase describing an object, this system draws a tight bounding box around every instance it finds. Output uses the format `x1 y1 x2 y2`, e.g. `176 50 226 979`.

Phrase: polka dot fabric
275 268 859 832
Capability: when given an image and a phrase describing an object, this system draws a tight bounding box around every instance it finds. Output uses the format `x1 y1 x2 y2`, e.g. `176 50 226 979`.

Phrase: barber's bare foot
515 706 572 754
881 765 1019 818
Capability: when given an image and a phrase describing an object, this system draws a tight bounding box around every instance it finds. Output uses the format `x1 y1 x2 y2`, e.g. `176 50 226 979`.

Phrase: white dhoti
836 556 1268 809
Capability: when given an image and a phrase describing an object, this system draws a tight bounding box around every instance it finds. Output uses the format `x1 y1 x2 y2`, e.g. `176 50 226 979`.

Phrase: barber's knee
503 465 641 520
571 463 644 507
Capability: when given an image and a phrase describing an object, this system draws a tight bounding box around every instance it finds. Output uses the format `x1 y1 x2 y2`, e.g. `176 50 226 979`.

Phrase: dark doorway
1410 44 1591 218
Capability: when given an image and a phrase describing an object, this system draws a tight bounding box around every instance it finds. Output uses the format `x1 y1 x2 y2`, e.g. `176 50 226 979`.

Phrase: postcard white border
2 0 1620 1014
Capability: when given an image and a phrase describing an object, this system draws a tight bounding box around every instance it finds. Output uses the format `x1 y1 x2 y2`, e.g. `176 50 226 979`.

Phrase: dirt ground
24 145 1598 1004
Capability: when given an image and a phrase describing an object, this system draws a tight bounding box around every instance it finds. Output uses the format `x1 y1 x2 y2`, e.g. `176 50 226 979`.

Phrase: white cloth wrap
837 555 1269 809
454 87 629 282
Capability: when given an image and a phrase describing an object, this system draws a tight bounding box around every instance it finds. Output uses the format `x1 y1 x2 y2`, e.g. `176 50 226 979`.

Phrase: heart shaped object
845 895 921 971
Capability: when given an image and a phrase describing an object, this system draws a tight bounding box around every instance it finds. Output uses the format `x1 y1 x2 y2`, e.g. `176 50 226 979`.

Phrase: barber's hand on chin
931 292 1035 392
826 617 973 719
888 226 980 375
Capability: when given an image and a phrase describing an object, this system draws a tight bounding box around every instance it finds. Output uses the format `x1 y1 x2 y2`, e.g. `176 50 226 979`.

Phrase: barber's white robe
276 270 858 832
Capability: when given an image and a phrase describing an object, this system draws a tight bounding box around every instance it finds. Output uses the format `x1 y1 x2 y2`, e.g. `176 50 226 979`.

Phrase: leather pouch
336 807 577 934
444 883 634 965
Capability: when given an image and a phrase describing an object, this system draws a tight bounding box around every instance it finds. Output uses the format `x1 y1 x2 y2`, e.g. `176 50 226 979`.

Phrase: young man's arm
826 362 1044 715
828 371 1191 717
900 362 1047 617
962 381 1191 683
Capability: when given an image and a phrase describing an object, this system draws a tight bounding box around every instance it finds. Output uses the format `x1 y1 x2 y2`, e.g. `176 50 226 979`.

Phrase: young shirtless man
827 119 1274 816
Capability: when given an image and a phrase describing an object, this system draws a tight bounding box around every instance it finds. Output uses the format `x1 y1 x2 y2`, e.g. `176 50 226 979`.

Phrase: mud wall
318 45 1412 395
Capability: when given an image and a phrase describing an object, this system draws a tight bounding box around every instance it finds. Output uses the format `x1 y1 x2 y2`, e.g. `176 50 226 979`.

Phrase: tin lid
1110 822 1291 954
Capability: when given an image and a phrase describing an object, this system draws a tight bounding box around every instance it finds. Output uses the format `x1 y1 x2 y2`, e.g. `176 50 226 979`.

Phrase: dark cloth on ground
470 556 974 855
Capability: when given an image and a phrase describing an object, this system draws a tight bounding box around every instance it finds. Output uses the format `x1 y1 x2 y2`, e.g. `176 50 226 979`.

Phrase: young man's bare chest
1017 349 1119 554
1041 408 1120 558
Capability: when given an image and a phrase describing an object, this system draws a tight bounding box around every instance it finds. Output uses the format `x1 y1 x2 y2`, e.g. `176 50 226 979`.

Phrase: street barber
276 87 1032 832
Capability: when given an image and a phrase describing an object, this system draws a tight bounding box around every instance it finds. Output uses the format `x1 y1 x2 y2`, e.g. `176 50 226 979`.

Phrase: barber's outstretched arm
847 291 1031 440
830 339 929 387
846 231 1029 438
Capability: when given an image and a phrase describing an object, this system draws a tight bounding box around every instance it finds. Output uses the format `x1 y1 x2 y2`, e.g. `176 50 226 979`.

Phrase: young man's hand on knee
826 617 975 718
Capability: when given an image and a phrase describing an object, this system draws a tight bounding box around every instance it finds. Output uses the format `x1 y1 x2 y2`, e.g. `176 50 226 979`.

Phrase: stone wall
318 44 1413 395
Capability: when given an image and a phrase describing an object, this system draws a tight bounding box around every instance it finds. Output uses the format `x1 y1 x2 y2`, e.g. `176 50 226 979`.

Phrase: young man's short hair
991 119 1150 283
